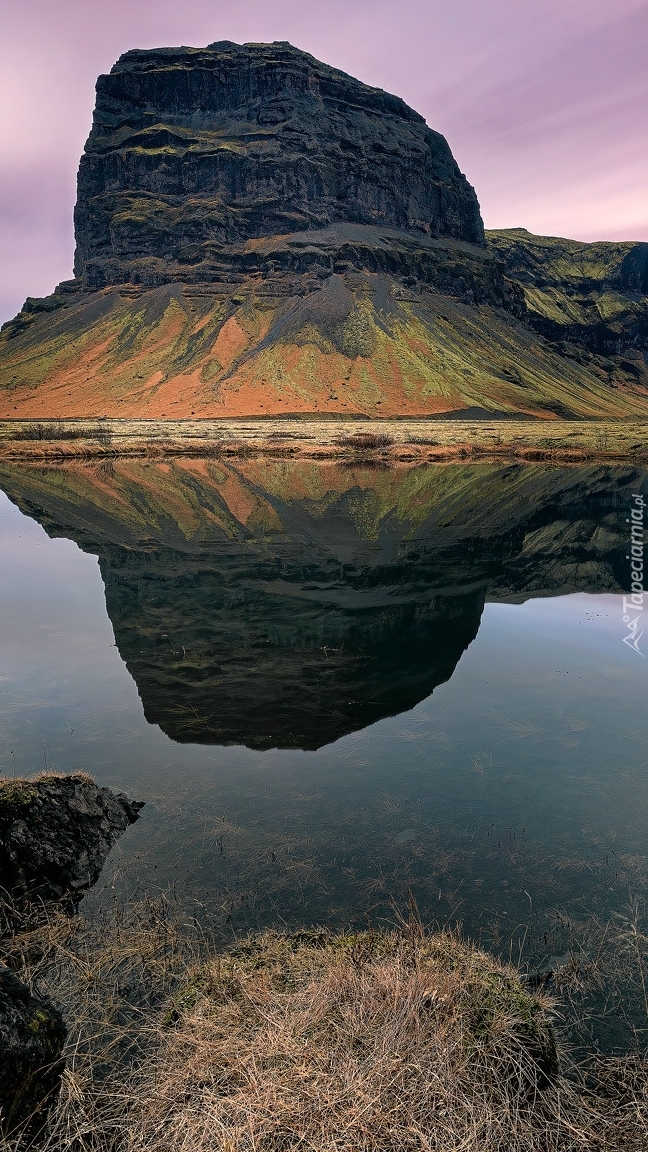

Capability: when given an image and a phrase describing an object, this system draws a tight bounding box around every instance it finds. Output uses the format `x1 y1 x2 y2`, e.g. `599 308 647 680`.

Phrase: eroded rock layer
73 41 483 288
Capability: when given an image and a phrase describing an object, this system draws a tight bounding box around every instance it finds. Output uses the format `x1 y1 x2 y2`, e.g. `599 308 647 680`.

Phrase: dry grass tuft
30 771 95 784
126 927 562 1152
335 431 394 450
9 423 112 444
2 903 647 1151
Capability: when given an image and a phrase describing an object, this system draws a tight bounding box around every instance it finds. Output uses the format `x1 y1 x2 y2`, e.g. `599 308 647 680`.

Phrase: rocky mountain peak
73 40 484 287
3 42 646 420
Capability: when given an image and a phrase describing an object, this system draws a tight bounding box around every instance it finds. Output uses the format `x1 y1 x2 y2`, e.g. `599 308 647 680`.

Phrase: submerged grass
2 897 648 1151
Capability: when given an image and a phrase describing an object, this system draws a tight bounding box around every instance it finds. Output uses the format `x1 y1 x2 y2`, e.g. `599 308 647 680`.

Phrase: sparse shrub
336 431 394 450
12 422 67 440
12 422 112 445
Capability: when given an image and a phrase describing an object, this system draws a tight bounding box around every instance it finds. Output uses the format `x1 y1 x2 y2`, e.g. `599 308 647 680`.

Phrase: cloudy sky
1 0 646 322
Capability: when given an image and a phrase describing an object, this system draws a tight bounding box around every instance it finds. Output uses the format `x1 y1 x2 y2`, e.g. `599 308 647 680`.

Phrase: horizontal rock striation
73 41 484 287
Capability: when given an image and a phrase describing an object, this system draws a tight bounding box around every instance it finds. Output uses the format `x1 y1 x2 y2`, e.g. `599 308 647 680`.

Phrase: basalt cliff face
488 230 648 392
1 42 648 419
73 41 484 287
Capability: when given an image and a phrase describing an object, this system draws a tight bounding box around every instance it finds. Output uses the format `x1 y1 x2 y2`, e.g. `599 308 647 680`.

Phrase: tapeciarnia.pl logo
622 492 645 656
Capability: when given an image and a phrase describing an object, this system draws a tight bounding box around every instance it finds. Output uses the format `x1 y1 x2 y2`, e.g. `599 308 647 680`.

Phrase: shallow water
0 458 647 1043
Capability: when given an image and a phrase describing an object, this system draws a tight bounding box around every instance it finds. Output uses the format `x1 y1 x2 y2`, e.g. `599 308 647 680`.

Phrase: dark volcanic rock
4 42 648 418
0 963 66 1135
487 228 648 385
73 40 484 287
0 774 143 912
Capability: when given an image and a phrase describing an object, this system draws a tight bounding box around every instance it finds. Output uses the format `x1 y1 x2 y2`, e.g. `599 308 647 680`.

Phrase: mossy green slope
487 228 648 394
2 252 648 420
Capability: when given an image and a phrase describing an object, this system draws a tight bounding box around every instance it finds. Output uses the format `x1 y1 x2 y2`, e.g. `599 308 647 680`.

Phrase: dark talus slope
74 40 484 287
2 42 648 419
0 459 640 750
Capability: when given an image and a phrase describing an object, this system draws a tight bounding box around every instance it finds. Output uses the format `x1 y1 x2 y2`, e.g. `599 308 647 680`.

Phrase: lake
0 456 646 1047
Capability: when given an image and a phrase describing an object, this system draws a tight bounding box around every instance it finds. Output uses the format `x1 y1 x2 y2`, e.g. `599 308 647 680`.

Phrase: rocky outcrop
0 774 143 912
73 41 483 289
0 963 66 1135
488 229 648 388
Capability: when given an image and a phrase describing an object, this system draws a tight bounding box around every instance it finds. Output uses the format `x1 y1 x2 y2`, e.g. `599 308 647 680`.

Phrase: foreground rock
0 773 143 914
0 962 66 1135
1 41 647 420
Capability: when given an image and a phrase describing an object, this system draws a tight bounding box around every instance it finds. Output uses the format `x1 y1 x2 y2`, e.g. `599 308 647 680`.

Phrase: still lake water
1 457 647 1039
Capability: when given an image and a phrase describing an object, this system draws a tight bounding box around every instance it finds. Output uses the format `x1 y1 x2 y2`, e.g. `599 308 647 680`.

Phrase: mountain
71 40 483 284
0 457 637 749
1 42 647 420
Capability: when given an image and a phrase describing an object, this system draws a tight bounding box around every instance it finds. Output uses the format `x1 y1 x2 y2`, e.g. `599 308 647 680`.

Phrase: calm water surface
0 459 647 1024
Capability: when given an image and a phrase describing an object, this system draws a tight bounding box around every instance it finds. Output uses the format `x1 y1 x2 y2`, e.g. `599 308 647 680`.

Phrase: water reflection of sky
1 484 647 980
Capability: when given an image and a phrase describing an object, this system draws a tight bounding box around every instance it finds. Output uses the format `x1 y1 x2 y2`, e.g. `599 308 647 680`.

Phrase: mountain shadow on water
0 459 641 750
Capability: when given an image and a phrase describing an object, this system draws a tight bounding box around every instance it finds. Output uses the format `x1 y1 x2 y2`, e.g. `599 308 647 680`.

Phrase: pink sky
1 0 647 322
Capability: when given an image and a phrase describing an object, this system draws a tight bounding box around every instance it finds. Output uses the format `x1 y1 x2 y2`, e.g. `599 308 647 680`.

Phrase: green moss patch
0 779 37 814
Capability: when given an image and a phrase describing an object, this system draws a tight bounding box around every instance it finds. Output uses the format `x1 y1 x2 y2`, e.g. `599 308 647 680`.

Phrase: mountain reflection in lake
0 458 647 1048
0 458 636 749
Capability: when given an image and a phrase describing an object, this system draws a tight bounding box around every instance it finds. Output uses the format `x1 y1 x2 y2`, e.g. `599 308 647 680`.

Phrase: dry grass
124 927 562 1152
334 431 395 450
0 417 646 463
2 900 648 1151
0 771 95 787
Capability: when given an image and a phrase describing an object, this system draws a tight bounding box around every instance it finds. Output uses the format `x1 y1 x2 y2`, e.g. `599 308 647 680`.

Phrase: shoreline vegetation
0 417 647 465
2 895 648 1151
1 777 648 1148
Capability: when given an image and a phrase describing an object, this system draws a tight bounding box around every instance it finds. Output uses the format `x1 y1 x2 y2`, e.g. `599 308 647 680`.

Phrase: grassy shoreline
0 417 647 464
2 895 647 1151
2 773 648 1147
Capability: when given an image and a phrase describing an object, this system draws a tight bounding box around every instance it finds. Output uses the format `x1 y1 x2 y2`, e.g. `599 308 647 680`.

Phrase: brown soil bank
1 42 647 421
